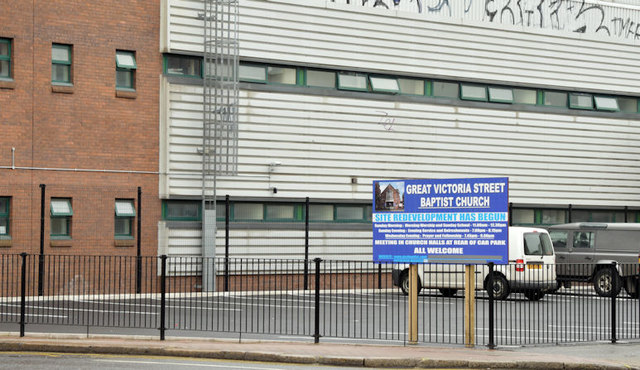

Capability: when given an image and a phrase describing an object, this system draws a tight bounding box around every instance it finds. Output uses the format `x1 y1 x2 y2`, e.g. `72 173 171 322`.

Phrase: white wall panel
166 0 640 93
164 225 373 261
161 83 640 207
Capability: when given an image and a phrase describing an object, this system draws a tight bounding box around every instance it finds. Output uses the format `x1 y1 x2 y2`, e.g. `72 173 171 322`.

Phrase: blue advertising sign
373 177 509 264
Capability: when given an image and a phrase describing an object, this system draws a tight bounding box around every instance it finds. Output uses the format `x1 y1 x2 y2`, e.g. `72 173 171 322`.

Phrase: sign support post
464 264 476 347
408 264 418 344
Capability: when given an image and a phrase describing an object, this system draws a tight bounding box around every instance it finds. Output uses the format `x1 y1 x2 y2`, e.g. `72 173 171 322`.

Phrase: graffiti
427 0 451 16
376 111 395 131
351 0 640 41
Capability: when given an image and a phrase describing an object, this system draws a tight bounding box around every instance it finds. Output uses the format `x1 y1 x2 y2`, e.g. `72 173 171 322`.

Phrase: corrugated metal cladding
161 0 640 260
163 82 640 206
161 226 372 262
165 0 640 93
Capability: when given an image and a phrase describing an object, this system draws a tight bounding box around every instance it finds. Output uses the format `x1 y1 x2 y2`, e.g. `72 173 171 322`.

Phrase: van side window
523 232 554 256
550 231 568 249
573 231 594 249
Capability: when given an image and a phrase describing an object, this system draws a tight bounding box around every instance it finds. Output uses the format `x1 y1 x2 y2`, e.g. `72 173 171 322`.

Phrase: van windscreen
523 233 554 256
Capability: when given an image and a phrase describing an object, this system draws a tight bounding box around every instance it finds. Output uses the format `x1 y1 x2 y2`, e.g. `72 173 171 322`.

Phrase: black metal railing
1 254 638 347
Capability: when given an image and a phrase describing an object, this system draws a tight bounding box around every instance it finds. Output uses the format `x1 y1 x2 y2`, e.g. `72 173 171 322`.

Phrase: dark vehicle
548 223 640 298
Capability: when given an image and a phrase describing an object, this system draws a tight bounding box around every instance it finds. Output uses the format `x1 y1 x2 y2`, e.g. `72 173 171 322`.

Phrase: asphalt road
0 351 366 370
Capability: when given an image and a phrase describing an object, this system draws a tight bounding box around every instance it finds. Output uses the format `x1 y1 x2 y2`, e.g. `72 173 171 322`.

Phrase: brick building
0 0 161 256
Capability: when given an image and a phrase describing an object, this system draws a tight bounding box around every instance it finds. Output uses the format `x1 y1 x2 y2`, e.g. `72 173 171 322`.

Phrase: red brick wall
0 0 161 256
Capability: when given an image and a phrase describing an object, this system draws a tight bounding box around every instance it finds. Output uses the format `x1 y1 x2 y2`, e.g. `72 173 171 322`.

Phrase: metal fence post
224 194 230 292
488 262 495 349
38 184 45 296
19 253 27 337
611 261 617 344
160 255 167 340
304 197 310 291
136 186 142 294
313 257 322 343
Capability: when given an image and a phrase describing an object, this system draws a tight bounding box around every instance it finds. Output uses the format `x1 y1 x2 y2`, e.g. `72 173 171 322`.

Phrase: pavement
0 332 638 369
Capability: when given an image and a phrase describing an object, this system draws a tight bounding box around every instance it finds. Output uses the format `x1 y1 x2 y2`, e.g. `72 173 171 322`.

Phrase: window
337 72 367 91
116 50 137 90
0 197 9 236
398 78 424 95
432 81 458 98
265 204 299 221
115 199 136 237
267 66 296 84
543 91 567 107
336 205 364 221
513 88 537 104
549 231 568 249
618 97 638 113
309 204 334 221
512 209 534 225
239 64 267 82
306 70 335 88
594 96 619 112
0 38 11 79
50 198 72 237
163 200 201 221
573 231 594 249
460 84 488 101
164 54 202 78
369 76 399 93
569 93 593 110
233 203 263 221
488 87 513 103
540 209 566 225
523 232 554 256
52 44 72 84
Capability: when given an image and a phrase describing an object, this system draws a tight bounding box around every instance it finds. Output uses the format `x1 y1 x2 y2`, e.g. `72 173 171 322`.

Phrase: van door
569 230 596 278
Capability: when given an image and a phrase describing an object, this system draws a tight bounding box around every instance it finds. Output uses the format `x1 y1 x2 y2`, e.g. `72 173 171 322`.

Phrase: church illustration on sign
375 181 404 212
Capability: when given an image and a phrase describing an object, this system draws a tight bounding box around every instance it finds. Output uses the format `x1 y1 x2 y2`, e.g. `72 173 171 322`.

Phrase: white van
391 227 557 301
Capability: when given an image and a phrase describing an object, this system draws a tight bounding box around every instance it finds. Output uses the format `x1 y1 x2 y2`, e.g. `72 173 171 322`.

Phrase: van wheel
399 270 422 295
487 274 510 300
524 290 545 301
593 268 622 297
439 288 457 297
624 277 639 299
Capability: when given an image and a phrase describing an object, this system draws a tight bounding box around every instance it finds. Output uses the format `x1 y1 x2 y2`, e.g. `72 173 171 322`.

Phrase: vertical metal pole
313 257 322 343
136 186 142 294
568 204 572 223
508 203 512 226
224 194 230 291
38 184 45 296
304 197 310 290
19 253 27 337
488 263 495 349
611 261 617 344
378 264 382 290
160 255 167 340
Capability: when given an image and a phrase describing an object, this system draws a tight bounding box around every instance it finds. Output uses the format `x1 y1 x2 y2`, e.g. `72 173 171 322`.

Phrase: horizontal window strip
162 54 640 115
